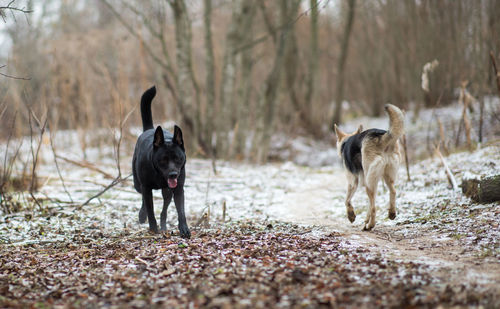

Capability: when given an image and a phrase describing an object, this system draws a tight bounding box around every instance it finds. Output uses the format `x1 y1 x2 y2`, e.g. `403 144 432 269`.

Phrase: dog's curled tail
140 85 156 131
381 104 404 147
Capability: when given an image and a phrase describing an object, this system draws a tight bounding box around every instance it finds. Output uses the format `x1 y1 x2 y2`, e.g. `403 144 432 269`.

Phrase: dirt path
271 167 500 294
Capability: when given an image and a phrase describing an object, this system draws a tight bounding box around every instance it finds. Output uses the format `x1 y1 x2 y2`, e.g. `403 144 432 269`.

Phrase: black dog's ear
153 126 165 148
173 125 184 150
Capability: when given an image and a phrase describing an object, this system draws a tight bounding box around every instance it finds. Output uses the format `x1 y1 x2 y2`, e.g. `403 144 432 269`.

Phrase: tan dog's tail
381 104 404 147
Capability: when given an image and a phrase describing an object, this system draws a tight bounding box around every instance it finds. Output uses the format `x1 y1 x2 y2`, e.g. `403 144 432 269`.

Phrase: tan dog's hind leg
345 173 358 223
384 163 398 220
363 157 384 230
364 186 377 230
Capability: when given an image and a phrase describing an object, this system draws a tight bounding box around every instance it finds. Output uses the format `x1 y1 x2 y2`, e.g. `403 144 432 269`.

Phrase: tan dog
334 104 404 230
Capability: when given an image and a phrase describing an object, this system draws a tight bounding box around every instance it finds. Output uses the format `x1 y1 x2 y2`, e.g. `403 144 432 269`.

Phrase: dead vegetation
1 222 498 308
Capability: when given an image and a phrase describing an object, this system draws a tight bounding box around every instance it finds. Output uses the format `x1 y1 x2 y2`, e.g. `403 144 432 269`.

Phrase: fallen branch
461 174 500 203
434 144 458 191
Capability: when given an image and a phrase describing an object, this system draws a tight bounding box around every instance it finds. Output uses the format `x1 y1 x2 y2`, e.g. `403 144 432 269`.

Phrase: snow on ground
1 132 499 258
1 101 499 273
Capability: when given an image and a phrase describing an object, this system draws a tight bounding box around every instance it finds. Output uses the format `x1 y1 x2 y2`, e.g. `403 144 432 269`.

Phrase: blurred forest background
1 0 500 163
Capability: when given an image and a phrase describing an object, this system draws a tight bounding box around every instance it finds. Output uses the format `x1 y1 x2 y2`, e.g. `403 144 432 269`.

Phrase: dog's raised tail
140 85 156 131
381 104 404 147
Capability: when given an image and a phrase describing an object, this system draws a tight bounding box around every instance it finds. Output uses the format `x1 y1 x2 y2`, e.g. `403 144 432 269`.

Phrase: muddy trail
1 144 499 307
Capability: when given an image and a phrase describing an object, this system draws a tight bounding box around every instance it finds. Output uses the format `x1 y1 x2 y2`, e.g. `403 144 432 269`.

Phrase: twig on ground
134 256 152 268
434 143 458 191
222 200 227 222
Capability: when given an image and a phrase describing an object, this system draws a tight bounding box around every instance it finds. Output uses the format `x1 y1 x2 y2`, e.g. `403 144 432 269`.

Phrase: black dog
132 86 190 238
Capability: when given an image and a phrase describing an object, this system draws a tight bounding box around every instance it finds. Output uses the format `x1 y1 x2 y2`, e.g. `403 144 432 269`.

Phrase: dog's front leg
142 188 158 233
139 200 147 224
173 187 191 239
160 188 173 232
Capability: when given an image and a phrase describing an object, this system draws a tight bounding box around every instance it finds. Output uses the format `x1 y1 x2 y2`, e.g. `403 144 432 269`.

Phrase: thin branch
0 65 31 80
1 112 18 190
48 127 73 203
0 102 8 122
28 109 48 211
55 155 114 180
0 0 33 23
79 174 132 208
100 0 174 76
235 0 330 54
434 143 458 191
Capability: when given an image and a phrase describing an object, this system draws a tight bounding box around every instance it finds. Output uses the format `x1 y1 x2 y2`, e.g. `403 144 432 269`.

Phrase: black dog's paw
388 211 396 220
179 225 191 239
139 207 147 224
149 222 159 234
347 210 356 223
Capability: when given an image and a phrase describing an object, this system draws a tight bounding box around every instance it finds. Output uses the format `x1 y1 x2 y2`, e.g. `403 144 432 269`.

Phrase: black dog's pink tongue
168 178 178 188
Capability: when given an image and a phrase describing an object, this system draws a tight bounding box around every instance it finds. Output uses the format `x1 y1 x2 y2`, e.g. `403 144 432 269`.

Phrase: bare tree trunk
252 0 301 163
276 0 322 137
304 0 319 115
216 1 242 159
331 0 356 128
204 0 216 154
233 4 257 159
169 0 205 153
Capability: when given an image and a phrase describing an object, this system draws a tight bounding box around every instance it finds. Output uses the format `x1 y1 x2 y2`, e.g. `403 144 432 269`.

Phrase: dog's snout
168 172 178 179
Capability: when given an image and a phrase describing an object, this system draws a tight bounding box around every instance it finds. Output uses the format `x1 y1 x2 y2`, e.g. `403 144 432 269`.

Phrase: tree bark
169 0 205 153
252 0 301 163
204 0 216 154
216 0 243 159
331 0 356 128
232 3 257 159
305 0 319 111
